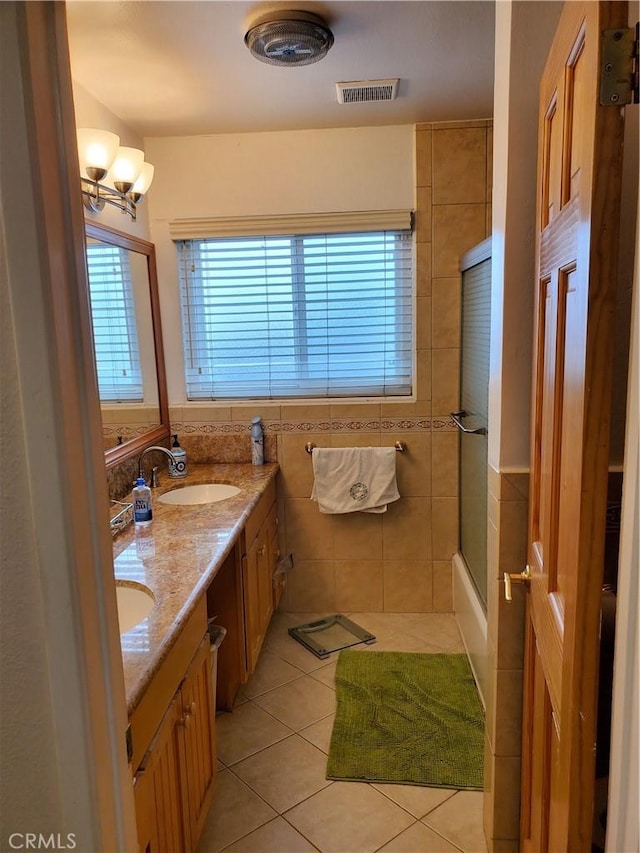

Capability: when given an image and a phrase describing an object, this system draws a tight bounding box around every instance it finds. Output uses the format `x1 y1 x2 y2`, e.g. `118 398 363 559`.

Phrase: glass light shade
131 162 155 197
110 147 145 188
77 127 120 177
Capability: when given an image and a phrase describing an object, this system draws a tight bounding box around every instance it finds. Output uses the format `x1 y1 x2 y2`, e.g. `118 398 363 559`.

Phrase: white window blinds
86 243 143 402
177 229 413 400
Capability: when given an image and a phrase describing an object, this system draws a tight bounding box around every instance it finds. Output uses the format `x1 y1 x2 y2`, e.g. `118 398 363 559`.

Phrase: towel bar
305 441 406 454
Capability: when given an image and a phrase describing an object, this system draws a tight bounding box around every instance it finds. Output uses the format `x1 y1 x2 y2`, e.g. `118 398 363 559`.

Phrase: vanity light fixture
77 127 154 220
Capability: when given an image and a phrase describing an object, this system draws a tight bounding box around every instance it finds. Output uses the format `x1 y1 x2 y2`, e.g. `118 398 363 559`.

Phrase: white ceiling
65 1 495 138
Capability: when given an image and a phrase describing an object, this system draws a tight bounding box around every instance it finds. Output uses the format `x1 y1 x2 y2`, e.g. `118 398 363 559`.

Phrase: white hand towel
310 447 400 514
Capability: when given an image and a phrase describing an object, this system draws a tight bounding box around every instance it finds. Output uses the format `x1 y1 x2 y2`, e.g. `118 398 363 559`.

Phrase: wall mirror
84 221 169 469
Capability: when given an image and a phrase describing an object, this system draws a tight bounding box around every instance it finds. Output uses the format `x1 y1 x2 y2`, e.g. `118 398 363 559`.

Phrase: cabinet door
242 535 262 674
244 505 279 673
258 506 276 632
138 699 187 853
178 636 217 851
133 768 157 853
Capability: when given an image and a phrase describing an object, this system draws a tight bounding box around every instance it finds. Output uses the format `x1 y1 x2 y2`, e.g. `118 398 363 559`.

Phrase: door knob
504 565 531 601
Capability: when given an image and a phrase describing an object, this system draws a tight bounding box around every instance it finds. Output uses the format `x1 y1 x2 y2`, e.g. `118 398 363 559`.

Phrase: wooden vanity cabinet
241 480 278 675
131 605 216 853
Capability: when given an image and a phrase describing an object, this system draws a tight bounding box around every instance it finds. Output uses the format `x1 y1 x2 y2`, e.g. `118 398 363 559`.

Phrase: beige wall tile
415 187 433 243
501 472 529 501
330 403 381 420
433 204 487 278
433 127 487 205
334 512 383 560
431 432 459 497
415 128 432 188
286 561 336 611
330 432 381 447
493 580 526 671
387 431 431 497
383 561 433 611
168 405 183 422
497 499 528 572
416 296 432 350
415 349 432 403
182 404 232 421
486 558 499 654
416 241 432 298
335 560 384 611
432 277 462 349
279 433 327 498
493 668 524 758
380 401 430 417
484 641 497 753
490 756 521 840
431 497 459 560
285 498 334 561
382 497 432 560
231 404 281 421
431 348 460 414
432 560 453 611
281 404 331 420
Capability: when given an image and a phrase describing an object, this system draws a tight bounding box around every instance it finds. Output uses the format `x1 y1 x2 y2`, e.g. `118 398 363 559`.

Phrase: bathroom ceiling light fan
244 10 334 67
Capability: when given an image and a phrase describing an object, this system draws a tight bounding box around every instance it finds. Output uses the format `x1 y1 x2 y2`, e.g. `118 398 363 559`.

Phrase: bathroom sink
158 483 241 505
115 582 155 633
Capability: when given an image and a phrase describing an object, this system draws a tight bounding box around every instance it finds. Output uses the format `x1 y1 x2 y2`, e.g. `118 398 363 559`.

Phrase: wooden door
178 636 217 851
520 3 626 850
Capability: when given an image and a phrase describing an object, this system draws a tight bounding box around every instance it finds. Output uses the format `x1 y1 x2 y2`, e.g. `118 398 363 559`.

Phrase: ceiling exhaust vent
336 79 399 104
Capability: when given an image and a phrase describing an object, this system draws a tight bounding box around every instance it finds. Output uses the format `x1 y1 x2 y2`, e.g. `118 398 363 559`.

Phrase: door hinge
600 24 639 106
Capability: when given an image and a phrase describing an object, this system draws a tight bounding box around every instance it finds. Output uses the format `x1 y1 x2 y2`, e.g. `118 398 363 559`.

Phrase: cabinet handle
189 701 197 715
259 544 267 557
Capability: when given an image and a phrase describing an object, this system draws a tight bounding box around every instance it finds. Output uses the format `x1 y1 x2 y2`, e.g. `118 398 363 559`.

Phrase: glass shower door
455 243 491 608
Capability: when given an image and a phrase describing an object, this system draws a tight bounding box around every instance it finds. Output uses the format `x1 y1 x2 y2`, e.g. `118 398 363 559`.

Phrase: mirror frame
85 221 170 470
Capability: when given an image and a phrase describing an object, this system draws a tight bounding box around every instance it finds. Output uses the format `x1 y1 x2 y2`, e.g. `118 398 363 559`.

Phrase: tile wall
109 120 492 614
483 469 529 851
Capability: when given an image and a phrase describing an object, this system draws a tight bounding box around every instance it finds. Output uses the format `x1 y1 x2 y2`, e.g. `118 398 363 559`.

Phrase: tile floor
197 611 488 853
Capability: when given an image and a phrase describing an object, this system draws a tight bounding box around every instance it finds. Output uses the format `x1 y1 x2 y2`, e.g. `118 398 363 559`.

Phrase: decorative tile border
171 416 456 435
103 424 161 440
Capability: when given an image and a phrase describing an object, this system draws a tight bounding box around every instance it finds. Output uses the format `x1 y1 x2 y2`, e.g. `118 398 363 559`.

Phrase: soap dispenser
168 434 187 478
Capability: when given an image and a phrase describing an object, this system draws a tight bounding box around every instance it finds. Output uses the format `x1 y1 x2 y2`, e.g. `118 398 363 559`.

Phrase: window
177 229 413 400
85 242 143 402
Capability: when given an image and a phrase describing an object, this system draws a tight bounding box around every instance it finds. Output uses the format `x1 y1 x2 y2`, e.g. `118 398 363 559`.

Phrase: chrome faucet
138 445 177 484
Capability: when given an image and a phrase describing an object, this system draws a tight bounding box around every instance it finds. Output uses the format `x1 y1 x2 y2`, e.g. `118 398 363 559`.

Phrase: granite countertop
113 462 279 715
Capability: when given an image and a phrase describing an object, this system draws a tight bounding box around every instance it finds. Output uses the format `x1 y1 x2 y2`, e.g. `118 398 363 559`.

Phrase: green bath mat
327 651 484 790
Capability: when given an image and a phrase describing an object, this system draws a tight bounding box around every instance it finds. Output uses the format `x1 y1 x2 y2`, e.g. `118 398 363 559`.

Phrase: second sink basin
158 483 241 505
116 582 155 633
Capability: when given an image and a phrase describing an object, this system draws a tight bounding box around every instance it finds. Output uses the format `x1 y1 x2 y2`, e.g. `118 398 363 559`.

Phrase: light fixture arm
80 177 138 220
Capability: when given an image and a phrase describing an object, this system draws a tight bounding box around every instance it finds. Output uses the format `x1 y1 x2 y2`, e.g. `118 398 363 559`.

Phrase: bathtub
453 551 488 708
